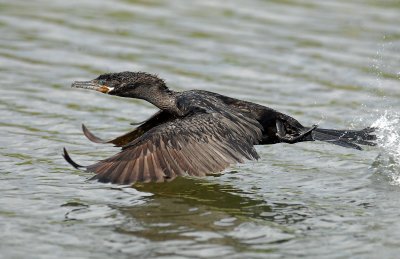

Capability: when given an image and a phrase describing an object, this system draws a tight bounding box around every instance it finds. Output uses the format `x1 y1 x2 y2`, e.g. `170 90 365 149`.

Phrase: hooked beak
71 81 113 94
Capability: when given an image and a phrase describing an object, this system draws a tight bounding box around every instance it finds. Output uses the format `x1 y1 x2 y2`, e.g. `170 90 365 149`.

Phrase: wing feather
82 110 174 147
182 142 210 174
118 158 135 184
158 143 180 178
130 158 141 183
84 110 262 184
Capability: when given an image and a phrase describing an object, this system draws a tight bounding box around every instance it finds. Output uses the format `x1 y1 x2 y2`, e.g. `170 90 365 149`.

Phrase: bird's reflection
114 177 304 243
133 177 270 215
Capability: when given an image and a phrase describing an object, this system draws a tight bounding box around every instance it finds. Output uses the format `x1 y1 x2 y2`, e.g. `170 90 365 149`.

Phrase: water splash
371 111 400 185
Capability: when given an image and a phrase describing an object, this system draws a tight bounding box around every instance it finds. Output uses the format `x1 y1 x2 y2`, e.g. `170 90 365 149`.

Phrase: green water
1 0 400 258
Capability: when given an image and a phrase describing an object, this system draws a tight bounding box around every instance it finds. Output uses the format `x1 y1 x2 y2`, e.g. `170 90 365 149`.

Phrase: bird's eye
98 80 106 85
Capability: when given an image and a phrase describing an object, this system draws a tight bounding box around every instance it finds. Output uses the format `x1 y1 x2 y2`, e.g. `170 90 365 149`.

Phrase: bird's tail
311 127 376 150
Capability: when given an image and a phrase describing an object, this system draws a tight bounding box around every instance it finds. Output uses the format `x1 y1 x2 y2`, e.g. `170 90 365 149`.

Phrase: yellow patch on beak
97 85 112 93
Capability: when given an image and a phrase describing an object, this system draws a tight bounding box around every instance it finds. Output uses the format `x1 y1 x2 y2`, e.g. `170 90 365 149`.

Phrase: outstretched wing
82 110 175 147
85 111 262 184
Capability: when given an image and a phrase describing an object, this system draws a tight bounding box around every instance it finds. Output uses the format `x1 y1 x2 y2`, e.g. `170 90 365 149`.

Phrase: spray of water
365 36 400 185
371 111 400 185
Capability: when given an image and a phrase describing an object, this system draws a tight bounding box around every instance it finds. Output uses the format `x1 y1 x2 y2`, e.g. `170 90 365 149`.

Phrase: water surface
1 0 400 258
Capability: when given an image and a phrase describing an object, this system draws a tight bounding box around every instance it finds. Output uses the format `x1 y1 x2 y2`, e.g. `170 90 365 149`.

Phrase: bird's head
71 71 168 99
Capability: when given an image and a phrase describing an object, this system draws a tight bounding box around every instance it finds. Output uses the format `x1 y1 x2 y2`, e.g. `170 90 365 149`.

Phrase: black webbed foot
276 121 318 144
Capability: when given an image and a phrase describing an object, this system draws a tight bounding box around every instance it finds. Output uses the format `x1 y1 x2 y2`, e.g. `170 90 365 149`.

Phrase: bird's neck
141 89 181 115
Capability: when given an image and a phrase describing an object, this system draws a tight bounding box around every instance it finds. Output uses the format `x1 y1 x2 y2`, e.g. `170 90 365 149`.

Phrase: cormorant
63 71 376 184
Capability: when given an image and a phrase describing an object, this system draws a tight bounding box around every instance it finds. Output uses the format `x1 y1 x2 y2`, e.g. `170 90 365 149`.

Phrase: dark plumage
63 71 376 184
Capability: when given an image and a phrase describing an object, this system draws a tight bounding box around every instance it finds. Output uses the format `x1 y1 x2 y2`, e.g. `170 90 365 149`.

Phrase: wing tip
82 123 107 143
63 147 85 169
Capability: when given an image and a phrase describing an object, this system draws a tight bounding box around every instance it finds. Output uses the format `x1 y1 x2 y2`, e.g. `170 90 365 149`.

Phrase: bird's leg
276 120 286 138
276 121 318 144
